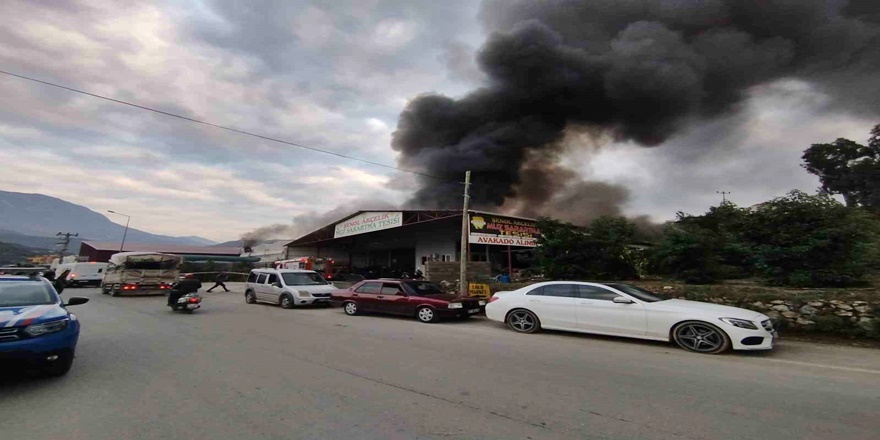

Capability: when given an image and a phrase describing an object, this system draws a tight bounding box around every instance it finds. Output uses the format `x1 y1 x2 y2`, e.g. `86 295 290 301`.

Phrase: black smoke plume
392 0 880 221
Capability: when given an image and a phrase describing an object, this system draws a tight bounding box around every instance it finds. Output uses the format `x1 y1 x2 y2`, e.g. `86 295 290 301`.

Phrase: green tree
743 190 880 287
649 203 752 284
649 224 724 284
802 123 880 212
535 216 639 280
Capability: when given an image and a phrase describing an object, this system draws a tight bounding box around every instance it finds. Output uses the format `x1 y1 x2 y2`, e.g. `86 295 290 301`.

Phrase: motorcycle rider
168 274 202 307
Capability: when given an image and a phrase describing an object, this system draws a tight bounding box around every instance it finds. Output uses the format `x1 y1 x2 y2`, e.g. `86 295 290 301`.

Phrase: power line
0 69 449 181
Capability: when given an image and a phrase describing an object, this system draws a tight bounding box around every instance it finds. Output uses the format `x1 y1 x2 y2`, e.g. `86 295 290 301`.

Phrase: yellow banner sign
468 283 491 298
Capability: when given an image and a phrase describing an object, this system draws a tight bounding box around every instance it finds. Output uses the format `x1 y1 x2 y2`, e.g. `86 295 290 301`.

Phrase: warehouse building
284 210 540 281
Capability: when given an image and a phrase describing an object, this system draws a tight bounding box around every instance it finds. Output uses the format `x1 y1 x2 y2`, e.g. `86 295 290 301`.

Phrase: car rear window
0 281 56 307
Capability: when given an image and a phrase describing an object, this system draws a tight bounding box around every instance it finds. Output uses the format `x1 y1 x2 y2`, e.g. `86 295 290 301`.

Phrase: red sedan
330 279 486 323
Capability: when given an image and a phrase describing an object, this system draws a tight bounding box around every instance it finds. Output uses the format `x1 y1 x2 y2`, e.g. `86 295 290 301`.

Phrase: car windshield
604 283 666 303
0 281 56 307
403 281 446 296
282 272 328 286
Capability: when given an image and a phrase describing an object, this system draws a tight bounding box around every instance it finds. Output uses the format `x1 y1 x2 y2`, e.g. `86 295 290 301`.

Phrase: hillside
0 241 39 265
0 191 215 246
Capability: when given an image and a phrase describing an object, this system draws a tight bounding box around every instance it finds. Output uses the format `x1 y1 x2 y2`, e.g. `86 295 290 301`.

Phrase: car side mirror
65 297 89 306
612 297 634 304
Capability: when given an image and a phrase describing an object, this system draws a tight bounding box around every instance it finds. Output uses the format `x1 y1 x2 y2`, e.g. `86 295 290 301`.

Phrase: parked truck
101 252 182 296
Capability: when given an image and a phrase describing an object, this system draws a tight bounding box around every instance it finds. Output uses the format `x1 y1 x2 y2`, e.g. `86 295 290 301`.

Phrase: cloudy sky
0 0 876 242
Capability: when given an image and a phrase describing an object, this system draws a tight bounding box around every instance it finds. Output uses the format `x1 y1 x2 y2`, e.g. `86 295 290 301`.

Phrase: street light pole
108 210 131 253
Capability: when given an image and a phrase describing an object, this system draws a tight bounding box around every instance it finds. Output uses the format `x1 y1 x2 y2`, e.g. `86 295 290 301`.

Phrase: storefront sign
468 283 491 298
334 211 403 238
468 213 540 247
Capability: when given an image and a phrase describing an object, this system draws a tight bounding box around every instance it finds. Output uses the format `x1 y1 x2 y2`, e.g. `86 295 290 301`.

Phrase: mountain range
0 190 216 251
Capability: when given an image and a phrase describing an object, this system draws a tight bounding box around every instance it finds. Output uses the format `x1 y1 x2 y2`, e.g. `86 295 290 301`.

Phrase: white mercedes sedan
485 281 776 354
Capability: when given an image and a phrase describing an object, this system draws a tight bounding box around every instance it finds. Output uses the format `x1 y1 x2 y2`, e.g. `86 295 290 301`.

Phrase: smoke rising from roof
240 199 398 249
392 0 880 220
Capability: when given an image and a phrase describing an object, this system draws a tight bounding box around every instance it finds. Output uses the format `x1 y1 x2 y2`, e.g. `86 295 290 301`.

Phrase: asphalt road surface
2 283 879 440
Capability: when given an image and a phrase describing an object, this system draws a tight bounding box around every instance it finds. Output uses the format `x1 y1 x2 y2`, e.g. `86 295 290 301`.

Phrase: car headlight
24 318 70 337
447 303 463 309
478 300 487 306
719 317 758 330
297 290 312 297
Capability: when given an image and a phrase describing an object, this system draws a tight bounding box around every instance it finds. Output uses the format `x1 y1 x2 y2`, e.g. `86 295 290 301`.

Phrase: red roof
80 241 240 256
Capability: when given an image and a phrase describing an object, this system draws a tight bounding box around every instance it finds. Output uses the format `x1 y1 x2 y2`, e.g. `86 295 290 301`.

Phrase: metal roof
286 209 536 247
80 241 241 256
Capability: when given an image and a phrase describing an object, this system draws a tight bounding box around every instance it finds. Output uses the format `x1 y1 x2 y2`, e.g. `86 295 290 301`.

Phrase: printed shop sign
334 212 403 238
468 283 491 298
468 213 540 247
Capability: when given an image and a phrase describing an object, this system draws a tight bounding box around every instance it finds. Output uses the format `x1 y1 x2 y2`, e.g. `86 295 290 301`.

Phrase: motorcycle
170 291 202 313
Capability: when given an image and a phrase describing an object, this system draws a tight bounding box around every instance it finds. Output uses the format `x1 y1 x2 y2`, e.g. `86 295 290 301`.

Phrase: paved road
2 284 878 440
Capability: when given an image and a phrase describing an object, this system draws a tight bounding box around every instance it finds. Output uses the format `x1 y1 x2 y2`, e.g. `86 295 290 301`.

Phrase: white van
244 268 335 309
57 262 109 287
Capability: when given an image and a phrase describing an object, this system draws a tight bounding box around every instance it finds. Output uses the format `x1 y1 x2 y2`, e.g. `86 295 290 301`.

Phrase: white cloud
371 19 417 49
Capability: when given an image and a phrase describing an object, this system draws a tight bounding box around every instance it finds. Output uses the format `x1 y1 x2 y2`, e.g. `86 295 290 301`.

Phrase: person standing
207 272 230 292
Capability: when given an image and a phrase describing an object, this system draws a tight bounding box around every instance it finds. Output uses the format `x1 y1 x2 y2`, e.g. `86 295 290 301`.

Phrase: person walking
207 272 230 292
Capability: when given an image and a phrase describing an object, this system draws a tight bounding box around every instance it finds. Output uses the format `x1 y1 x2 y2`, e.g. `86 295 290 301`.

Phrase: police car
0 275 89 376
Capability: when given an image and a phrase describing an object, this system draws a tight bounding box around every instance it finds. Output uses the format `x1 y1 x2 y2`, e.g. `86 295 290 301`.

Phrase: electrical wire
0 69 451 181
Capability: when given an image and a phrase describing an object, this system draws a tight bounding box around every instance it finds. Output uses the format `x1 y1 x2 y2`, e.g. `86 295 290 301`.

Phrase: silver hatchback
244 269 335 309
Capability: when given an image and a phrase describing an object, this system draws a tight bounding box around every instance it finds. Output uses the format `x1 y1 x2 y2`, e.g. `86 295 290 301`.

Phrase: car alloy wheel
507 309 540 333
673 321 731 354
416 306 437 323
281 295 294 309
343 301 358 315
245 291 256 304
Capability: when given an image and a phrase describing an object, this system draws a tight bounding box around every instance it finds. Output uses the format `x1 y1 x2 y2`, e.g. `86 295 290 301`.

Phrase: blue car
0 275 89 376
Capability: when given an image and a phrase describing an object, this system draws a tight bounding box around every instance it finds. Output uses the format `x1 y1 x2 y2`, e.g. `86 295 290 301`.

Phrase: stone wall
665 290 879 337
425 261 491 284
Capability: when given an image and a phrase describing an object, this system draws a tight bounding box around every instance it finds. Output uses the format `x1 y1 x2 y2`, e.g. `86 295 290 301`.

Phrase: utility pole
108 210 131 253
55 232 79 260
459 170 471 297
716 191 731 204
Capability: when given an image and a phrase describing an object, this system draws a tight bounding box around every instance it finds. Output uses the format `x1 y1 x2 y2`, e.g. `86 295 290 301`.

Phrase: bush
536 216 640 280
745 191 880 287
649 192 880 287
649 226 724 284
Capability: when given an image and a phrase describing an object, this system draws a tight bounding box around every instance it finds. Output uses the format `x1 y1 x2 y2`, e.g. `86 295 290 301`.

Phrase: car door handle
377 296 385 299
352 293 359 297
529 299 542 302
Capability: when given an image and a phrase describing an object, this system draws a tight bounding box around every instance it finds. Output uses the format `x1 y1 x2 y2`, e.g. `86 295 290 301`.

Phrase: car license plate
468 308 480 314
187 304 200 309
314 299 328 303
